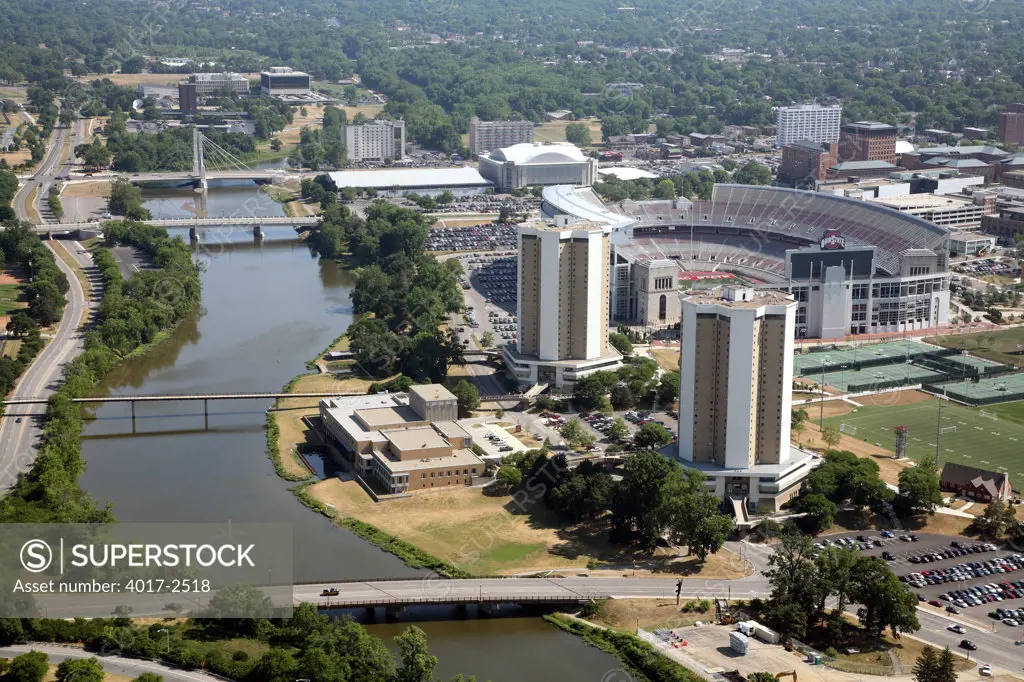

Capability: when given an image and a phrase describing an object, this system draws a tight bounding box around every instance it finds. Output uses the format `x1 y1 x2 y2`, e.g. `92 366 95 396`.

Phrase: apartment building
344 119 406 162
468 117 534 156
676 286 814 513
504 216 622 388
775 104 842 147
839 121 898 164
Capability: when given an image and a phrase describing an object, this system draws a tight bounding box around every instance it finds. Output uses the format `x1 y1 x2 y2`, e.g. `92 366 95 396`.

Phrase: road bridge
1 391 363 418
30 216 319 234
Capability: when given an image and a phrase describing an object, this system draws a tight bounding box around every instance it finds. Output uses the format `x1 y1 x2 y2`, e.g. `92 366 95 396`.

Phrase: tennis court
823 396 1024 486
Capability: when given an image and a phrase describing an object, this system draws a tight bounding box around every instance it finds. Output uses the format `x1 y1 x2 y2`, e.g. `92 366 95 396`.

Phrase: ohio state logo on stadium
819 230 846 250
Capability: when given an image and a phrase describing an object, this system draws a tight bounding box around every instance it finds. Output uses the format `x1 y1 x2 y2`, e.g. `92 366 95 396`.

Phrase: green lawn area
824 398 1024 487
0 282 26 316
926 327 1024 368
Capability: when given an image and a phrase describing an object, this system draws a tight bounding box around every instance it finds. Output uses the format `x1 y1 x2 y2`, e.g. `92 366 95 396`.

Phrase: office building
999 104 1024 147
178 81 198 115
677 286 814 513
318 385 482 495
344 119 406 163
504 216 622 388
900 145 1008 184
775 104 842 147
187 72 250 96
779 140 838 185
260 67 311 96
839 121 898 164
468 117 534 156
478 142 598 191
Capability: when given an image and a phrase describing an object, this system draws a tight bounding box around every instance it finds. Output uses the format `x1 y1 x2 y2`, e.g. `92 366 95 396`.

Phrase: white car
979 664 991 676
948 625 967 634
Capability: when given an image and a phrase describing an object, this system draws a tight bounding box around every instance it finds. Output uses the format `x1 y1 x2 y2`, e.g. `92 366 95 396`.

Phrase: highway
0 114 94 492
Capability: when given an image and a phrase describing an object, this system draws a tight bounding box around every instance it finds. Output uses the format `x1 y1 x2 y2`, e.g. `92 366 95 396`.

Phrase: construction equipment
775 672 797 682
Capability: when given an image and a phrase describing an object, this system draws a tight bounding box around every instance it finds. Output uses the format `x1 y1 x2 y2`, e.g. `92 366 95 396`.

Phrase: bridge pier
253 225 264 241
384 606 406 622
478 602 495 618
189 227 200 244
130 400 135 420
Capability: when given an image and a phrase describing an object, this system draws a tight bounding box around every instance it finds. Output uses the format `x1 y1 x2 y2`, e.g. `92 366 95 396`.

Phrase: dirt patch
308 478 751 576
882 389 935 407
797 422 914 486
339 103 386 120
649 348 680 372
276 104 327 145
62 180 111 198
589 599 716 632
796 400 855 420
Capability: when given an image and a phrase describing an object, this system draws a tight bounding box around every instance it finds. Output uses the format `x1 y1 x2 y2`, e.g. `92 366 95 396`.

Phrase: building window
659 294 667 320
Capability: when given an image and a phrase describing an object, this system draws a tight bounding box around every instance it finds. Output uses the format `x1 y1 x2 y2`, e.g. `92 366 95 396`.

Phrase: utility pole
819 355 830 429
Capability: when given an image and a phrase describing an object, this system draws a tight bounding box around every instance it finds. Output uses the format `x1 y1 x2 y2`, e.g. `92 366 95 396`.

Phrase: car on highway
15 417 22 423
948 624 967 634
959 639 977 651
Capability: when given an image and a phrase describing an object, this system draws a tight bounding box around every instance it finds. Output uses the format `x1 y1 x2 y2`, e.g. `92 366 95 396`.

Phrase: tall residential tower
775 104 842 147
677 286 814 514
503 216 622 388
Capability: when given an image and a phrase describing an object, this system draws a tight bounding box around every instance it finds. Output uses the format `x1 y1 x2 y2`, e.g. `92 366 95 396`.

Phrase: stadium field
823 397 1024 485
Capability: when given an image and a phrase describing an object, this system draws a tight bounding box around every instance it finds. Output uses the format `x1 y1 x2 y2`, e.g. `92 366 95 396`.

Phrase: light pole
819 355 830 429
158 628 170 653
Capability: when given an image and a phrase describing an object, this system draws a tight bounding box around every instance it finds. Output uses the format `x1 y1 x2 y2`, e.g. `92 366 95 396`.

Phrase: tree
653 179 676 199
733 161 773 186
656 371 679 403
607 417 630 441
549 461 613 522
608 332 633 356
480 330 494 348
661 468 734 560
913 646 955 682
611 450 677 547
972 498 1017 537
821 424 841 448
450 380 479 417
7 651 49 682
55 658 103 682
270 138 282 151
560 417 595 448
798 493 838 533
897 456 943 514
395 625 438 682
564 122 592 147
851 557 920 639
495 465 522 491
634 421 672 450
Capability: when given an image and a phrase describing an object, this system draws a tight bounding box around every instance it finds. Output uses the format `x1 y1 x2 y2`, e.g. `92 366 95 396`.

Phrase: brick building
779 140 838 186
999 104 1024 147
838 121 898 165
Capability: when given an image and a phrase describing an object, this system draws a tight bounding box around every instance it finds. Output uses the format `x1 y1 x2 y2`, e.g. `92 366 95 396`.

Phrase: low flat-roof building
866 194 986 230
949 232 997 257
319 386 484 494
324 167 492 196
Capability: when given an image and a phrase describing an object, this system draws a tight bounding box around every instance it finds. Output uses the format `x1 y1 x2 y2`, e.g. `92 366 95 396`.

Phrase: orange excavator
775 672 797 682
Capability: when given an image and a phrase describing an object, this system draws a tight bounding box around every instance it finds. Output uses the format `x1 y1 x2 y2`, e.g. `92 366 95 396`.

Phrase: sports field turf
823 398 1024 485
0 283 25 316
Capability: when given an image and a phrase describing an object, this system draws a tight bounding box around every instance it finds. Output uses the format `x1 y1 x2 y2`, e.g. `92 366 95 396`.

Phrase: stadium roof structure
541 184 636 231
487 142 587 164
688 184 950 276
326 167 491 190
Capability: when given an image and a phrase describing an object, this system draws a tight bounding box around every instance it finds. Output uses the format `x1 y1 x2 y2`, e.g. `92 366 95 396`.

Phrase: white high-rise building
776 104 842 147
677 286 815 515
468 117 534 156
503 216 622 389
344 120 406 163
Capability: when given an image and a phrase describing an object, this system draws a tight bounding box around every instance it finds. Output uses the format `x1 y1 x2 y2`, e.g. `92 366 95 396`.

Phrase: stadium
543 183 953 339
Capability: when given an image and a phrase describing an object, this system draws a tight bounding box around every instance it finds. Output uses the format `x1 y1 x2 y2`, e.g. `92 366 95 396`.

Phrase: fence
923 372 1024 405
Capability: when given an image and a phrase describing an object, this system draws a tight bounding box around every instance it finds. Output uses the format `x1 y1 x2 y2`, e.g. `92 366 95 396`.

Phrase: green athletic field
823 398 1024 485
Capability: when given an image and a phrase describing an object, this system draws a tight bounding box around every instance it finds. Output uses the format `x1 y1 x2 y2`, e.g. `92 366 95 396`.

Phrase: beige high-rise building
468 117 534 156
677 286 815 516
504 216 622 389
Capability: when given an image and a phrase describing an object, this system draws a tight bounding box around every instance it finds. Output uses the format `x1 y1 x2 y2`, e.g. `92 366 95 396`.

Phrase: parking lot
426 222 518 252
464 421 530 459
820 531 1024 635
954 257 1021 279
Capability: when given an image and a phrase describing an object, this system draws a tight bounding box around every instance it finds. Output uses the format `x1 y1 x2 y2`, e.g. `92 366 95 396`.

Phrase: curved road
0 644 225 682
0 116 93 491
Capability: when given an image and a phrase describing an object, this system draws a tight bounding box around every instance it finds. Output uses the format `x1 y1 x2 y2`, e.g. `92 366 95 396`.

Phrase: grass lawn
307 477 752 577
0 282 25 317
926 327 1024 368
534 118 603 146
823 396 1024 487
43 666 133 682
649 348 680 372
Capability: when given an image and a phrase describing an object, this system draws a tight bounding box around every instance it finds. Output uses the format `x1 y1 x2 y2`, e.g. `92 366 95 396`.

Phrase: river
76 184 621 682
